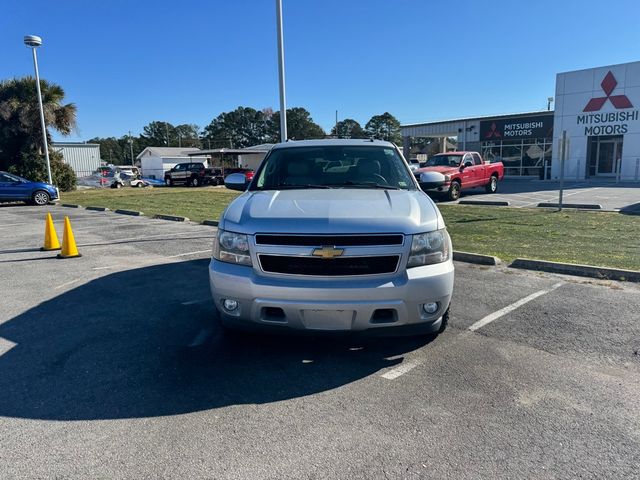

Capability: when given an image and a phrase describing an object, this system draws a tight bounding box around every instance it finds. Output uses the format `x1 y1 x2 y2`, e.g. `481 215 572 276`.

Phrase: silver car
209 139 454 335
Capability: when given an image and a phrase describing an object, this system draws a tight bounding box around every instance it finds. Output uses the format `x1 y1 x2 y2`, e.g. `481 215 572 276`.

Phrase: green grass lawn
439 205 639 270
62 187 640 271
62 186 240 223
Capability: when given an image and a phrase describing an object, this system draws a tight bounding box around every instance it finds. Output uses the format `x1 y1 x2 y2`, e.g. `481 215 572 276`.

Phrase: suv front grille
258 255 400 276
255 234 403 247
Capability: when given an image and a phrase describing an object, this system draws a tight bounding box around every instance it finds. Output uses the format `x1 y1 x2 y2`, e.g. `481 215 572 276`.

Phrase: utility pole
165 123 170 146
129 130 134 165
335 110 338 136
276 0 287 142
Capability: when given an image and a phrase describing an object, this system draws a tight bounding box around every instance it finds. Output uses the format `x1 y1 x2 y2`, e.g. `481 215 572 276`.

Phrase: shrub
7 149 77 192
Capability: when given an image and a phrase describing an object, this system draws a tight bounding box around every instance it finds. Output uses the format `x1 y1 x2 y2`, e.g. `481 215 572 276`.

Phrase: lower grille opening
262 307 286 322
371 309 397 324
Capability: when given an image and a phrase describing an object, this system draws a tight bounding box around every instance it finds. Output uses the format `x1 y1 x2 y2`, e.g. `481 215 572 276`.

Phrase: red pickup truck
414 151 504 201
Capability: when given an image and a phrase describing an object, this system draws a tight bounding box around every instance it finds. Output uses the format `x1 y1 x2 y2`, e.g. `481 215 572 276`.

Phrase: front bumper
209 258 454 334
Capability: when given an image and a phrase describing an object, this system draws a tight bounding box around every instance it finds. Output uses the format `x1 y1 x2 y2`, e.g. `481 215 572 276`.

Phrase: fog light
422 302 438 314
223 299 239 311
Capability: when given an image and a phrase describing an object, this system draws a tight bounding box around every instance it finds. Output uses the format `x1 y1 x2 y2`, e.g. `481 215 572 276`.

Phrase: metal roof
401 110 553 129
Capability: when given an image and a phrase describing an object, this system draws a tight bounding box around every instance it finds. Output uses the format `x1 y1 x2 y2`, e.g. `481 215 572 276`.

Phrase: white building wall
552 61 640 180
52 143 101 177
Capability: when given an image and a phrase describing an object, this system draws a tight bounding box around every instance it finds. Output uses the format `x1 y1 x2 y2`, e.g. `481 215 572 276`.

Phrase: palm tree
0 76 77 170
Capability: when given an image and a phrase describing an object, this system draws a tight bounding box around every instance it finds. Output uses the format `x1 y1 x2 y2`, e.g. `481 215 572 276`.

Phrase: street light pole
276 0 287 142
24 35 53 185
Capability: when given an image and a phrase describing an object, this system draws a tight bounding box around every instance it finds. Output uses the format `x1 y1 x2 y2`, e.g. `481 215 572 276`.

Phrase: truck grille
255 234 404 246
258 255 400 276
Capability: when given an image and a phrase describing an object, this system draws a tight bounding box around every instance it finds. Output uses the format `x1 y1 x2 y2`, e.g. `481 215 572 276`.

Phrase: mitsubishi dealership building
401 60 640 180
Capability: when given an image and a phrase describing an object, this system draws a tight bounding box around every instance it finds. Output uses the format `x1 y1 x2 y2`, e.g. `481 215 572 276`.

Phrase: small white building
52 142 101 177
189 144 273 171
238 144 274 170
137 147 209 179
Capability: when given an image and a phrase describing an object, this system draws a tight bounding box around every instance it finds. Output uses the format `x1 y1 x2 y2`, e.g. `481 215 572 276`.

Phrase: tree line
90 108 403 164
0 76 403 189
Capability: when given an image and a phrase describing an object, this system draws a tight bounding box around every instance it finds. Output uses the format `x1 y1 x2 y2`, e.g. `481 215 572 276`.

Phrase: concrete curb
537 202 602 210
114 209 144 216
61 203 81 208
510 258 640 282
453 251 501 266
619 204 640 216
85 206 110 212
201 220 219 227
458 200 510 206
154 214 189 222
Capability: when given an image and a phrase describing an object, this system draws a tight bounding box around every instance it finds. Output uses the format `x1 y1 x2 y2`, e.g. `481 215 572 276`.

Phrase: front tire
165 177 173 187
447 181 461 201
191 177 201 187
32 190 50 206
437 307 450 334
485 175 498 193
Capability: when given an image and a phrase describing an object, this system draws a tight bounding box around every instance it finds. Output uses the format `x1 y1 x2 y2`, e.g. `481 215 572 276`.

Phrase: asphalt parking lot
1 205 639 479
438 179 640 211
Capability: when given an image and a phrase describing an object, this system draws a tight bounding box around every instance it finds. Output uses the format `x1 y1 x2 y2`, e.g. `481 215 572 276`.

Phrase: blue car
0 171 59 205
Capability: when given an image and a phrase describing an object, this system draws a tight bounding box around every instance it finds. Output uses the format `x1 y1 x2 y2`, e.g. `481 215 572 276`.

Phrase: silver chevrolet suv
209 139 454 335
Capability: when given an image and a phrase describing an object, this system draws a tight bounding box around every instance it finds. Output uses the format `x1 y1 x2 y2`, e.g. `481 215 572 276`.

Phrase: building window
481 138 552 176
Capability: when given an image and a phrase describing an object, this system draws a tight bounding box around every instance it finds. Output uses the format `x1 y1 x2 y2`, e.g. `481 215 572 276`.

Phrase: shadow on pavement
0 259 432 420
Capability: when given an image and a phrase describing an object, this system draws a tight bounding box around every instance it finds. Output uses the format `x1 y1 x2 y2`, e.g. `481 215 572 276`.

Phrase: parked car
0 171 59 205
211 139 453 336
164 162 217 187
414 151 504 201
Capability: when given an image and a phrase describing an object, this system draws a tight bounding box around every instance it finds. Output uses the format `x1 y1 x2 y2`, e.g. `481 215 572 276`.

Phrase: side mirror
418 171 446 190
225 173 249 191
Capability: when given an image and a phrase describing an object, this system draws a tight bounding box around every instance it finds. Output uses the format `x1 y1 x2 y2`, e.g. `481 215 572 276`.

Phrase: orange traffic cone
57 216 82 259
41 212 61 251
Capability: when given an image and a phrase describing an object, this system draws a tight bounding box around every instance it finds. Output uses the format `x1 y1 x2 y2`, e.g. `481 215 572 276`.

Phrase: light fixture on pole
276 0 287 142
24 35 53 185
547 97 554 111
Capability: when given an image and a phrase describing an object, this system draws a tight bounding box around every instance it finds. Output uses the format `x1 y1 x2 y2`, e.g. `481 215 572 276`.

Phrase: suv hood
221 189 442 235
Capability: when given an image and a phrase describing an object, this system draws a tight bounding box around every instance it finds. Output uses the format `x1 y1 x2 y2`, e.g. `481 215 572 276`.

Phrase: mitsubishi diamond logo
485 122 501 139
583 71 633 112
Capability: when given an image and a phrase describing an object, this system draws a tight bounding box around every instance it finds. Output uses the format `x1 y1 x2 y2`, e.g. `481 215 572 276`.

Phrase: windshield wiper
334 181 401 190
274 184 333 190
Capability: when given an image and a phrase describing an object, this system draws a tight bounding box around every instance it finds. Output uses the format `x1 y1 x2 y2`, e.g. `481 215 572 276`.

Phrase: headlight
407 229 451 267
212 229 252 266
443 174 451 182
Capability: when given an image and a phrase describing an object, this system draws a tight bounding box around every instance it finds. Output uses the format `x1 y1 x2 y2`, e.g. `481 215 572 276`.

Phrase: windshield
425 155 463 167
252 146 416 191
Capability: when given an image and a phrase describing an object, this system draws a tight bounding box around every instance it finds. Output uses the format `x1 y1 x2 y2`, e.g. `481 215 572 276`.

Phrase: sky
2 0 640 142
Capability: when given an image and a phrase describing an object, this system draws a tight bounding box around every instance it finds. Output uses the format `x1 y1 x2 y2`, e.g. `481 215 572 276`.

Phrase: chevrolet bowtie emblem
312 246 344 259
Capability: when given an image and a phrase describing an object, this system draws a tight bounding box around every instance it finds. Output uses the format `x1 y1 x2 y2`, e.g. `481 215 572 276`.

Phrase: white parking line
381 360 422 380
468 282 563 332
55 278 83 289
0 337 17 357
168 250 211 258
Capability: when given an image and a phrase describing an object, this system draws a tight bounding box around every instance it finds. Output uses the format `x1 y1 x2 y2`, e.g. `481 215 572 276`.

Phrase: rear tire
31 190 50 206
485 175 498 193
447 181 461 201
191 177 201 187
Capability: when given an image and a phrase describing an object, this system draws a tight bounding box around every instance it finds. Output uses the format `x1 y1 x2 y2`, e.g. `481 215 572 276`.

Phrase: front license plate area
301 310 355 330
